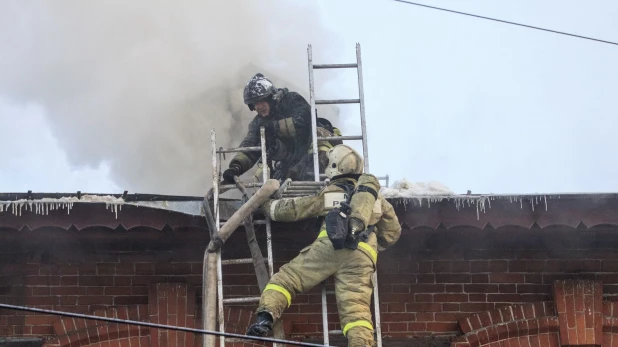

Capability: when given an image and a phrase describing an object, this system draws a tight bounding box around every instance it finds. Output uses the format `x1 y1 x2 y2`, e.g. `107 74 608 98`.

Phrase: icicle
530 199 535 212
520 199 523 209
544 195 547 211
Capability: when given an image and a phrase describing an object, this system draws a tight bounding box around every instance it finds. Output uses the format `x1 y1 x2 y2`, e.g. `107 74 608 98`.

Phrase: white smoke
0 0 343 195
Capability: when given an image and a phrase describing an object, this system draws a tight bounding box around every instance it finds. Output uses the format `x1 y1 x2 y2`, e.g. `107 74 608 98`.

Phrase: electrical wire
392 0 618 47
0 303 332 347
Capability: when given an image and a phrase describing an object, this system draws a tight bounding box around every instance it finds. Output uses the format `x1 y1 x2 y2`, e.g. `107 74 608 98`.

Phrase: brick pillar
553 280 602 346
149 283 197 347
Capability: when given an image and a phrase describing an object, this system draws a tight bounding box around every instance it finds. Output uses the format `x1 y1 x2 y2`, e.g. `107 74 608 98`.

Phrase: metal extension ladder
307 43 384 347
208 133 329 347
210 128 286 347
208 43 383 347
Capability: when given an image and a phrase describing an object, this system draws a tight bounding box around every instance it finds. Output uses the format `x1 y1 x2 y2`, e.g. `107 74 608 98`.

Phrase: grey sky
319 0 618 194
1 0 617 195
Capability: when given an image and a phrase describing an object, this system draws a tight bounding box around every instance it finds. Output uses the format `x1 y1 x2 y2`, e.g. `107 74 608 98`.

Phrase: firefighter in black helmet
222 73 340 184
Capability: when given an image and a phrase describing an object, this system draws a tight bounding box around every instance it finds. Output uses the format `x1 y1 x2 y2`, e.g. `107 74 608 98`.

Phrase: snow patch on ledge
381 179 455 198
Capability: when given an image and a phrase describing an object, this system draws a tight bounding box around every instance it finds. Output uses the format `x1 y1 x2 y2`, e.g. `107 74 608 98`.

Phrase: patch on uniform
323 192 348 210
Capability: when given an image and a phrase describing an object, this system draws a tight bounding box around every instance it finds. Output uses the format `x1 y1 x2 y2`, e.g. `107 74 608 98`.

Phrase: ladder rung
319 135 363 141
221 258 266 265
282 193 317 198
282 190 318 195
316 99 360 105
222 296 261 304
220 182 263 189
329 330 342 335
216 146 261 154
314 173 382 182
289 181 326 186
287 185 323 189
313 63 357 69
285 187 320 191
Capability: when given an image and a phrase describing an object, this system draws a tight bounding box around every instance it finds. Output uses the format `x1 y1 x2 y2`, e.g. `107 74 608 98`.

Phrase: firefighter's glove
246 312 273 337
222 164 241 185
349 217 365 236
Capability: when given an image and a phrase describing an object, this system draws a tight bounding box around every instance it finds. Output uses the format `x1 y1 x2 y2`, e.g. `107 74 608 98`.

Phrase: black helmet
244 73 277 111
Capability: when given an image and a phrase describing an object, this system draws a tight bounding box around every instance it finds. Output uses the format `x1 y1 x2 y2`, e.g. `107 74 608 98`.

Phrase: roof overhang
2 192 618 232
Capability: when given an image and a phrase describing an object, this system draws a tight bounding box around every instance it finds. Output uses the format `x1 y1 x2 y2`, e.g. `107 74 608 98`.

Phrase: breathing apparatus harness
324 174 379 250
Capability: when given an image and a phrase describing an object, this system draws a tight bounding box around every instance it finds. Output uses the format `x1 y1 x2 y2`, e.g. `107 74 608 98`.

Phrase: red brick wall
43 305 150 346
274 227 618 342
2 223 618 346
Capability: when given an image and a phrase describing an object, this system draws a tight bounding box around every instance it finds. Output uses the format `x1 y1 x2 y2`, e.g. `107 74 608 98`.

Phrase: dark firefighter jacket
231 88 312 178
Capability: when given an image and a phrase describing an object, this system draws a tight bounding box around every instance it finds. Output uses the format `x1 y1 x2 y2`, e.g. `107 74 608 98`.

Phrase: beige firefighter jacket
261 174 401 258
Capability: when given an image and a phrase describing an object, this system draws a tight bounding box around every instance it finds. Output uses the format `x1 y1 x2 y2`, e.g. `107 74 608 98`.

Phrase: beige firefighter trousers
257 231 377 347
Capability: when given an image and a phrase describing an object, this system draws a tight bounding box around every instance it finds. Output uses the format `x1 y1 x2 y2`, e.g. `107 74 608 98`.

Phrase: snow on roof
379 179 554 220
1 183 614 223
380 179 455 198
